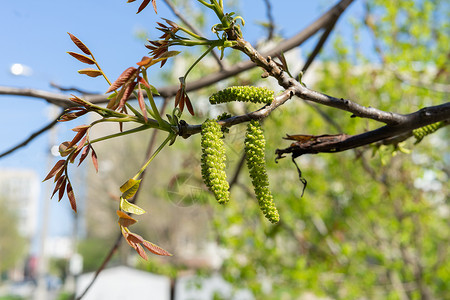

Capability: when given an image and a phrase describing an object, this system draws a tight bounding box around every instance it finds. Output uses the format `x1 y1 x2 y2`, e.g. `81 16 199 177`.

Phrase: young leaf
68 32 92 55
43 160 66 181
106 67 138 93
137 85 148 121
142 240 172 256
91 147 98 172
67 52 96 65
78 68 103 77
58 178 67 202
117 210 138 227
136 56 152 66
120 178 141 199
120 197 146 215
78 145 91 166
136 0 157 14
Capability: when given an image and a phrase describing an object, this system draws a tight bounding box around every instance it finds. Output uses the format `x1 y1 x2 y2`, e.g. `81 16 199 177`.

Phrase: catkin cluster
245 120 279 223
209 86 274 105
201 119 230 204
412 121 444 143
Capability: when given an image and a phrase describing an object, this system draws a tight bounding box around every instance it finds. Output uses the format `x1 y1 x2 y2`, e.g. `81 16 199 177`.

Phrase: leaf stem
134 133 174 179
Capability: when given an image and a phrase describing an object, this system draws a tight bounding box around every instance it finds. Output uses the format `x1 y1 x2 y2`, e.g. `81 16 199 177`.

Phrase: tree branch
0 112 63 158
275 103 450 159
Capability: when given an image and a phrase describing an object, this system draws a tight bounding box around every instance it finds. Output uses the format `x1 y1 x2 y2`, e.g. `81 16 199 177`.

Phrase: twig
0 112 63 158
162 0 225 70
262 0 275 40
76 98 170 300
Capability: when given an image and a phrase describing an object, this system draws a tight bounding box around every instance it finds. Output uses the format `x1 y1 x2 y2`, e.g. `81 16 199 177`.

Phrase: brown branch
0 112 63 159
275 102 450 159
262 0 275 41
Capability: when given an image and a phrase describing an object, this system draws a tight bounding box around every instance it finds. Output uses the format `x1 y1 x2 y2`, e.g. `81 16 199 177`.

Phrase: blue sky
0 1 363 238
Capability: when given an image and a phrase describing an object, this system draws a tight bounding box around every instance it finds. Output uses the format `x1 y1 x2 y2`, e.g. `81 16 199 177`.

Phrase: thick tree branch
275 103 450 158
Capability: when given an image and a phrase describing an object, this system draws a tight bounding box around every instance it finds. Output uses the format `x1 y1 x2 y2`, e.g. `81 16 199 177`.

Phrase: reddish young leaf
119 80 138 110
184 93 194 116
78 145 91 166
137 86 148 121
106 67 138 93
66 182 77 212
134 244 148 260
68 33 92 55
142 240 173 256
69 95 91 107
152 0 157 13
67 52 96 65
43 160 66 181
53 164 66 183
175 87 182 108
136 0 157 14
179 93 185 112
91 147 98 172
59 142 74 157
136 56 152 66
116 210 138 227
67 129 88 149
51 175 66 199
58 177 67 202
78 68 103 77
126 231 145 244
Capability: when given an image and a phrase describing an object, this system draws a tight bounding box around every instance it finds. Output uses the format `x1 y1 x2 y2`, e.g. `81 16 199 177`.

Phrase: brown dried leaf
78 68 103 77
106 67 138 93
67 52 96 65
66 182 77 212
43 160 65 181
68 33 92 55
142 240 172 256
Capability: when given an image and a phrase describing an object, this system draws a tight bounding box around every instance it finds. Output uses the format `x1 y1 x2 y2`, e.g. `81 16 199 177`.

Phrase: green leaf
120 197 146 215
120 178 141 199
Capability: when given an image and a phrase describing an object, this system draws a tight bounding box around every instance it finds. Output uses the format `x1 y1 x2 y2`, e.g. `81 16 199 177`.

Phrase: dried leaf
67 52 96 65
43 160 65 181
66 182 77 212
120 197 146 215
78 68 103 77
106 67 138 93
91 147 98 172
68 32 92 55
117 210 138 227
142 240 172 256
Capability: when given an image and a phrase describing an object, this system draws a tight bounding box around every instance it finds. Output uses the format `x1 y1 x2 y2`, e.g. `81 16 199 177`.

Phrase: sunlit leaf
137 86 148 121
66 182 77 212
142 240 172 256
43 160 65 181
136 56 152 66
78 68 103 77
91 147 98 172
117 210 138 227
120 197 146 215
106 67 138 93
119 81 137 110
67 52 96 65
68 32 92 55
120 178 141 199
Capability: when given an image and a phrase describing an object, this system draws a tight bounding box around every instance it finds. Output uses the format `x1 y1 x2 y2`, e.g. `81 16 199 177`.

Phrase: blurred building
0 168 39 237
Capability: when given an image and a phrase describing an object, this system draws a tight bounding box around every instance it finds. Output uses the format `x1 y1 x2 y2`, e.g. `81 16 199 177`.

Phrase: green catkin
209 86 274 105
412 121 445 144
200 119 230 204
244 120 279 223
